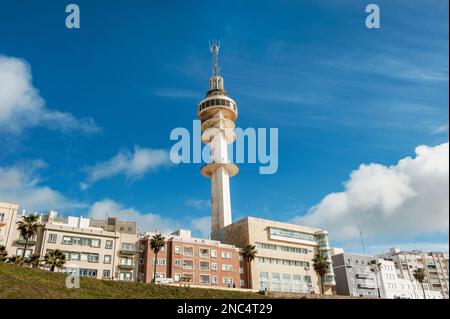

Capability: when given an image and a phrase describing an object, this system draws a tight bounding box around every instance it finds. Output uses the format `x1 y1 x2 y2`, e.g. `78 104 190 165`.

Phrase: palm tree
44 249 66 272
8 255 24 265
25 253 41 268
149 233 165 283
242 245 257 289
312 253 329 294
16 214 43 261
368 259 382 298
413 268 427 299
0 245 8 263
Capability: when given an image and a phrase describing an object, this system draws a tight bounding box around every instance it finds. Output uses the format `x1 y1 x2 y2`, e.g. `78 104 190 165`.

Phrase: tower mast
197 41 239 235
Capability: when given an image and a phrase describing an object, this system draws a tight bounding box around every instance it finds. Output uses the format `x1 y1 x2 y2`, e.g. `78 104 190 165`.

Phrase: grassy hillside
0 263 265 299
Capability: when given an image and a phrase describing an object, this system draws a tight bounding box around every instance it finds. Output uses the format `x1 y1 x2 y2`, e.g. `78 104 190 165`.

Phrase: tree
0 245 7 263
413 268 427 299
368 259 382 298
44 249 66 272
150 233 165 283
312 254 329 294
25 253 41 269
8 255 24 265
242 245 257 289
16 214 43 261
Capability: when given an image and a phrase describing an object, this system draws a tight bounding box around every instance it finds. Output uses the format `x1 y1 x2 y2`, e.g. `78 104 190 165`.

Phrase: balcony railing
119 249 137 255
119 263 136 269
15 239 37 246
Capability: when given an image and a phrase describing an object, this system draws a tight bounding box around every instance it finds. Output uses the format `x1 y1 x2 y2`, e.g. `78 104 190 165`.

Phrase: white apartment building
378 247 449 299
379 259 443 299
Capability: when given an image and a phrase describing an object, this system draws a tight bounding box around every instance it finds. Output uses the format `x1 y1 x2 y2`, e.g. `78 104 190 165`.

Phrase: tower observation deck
197 41 238 233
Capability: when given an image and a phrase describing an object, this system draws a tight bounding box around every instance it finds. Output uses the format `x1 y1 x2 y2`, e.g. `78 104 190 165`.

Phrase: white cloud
0 160 84 213
85 146 171 183
0 55 100 134
185 198 210 210
294 142 449 242
153 88 198 99
189 216 211 238
432 124 449 135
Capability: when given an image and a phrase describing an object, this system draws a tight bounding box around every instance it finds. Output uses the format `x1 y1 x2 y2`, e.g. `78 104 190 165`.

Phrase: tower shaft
197 42 239 234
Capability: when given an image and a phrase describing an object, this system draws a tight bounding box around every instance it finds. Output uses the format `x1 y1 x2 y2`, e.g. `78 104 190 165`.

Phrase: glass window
105 240 113 249
225 100 230 106
88 253 99 263
103 270 110 278
210 250 217 258
48 234 57 243
175 246 182 254
174 259 181 267
80 253 88 262
91 239 100 248
62 236 72 245
104 255 111 264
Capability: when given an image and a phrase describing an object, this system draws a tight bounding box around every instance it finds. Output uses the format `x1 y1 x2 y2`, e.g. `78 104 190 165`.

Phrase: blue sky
0 0 448 253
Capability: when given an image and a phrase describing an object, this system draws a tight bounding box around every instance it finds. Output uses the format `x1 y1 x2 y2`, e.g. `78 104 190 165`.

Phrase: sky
0 0 448 254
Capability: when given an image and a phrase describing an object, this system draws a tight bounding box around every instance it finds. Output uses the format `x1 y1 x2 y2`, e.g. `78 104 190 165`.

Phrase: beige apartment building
0 201 139 281
378 247 449 299
212 216 336 294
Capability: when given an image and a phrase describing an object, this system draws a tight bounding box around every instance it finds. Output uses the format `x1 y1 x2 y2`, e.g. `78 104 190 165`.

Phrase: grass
0 263 266 299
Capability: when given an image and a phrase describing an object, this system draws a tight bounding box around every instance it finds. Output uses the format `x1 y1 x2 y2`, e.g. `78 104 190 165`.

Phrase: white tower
197 41 239 233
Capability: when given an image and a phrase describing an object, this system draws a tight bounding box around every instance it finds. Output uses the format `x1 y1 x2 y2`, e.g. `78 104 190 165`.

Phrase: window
200 248 209 257
240 267 244 274
70 252 80 260
199 275 210 285
103 270 110 279
221 252 232 259
105 240 113 249
139 258 144 265
79 268 97 278
283 274 292 292
104 255 111 264
72 237 81 246
210 250 217 258
174 259 181 267
62 236 72 245
211 262 218 271
88 253 99 263
200 261 210 271
174 274 181 282
272 273 281 291
48 234 57 243
269 227 315 242
293 275 302 292
16 248 32 257
91 239 100 248
175 246 182 254
0 213 4 223
183 260 194 269
222 264 233 271
212 276 218 285
80 253 88 261
222 277 227 284
183 246 194 257
159 258 166 266
119 272 133 281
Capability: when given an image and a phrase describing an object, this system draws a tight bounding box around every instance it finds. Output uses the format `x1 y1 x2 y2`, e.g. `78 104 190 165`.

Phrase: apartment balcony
356 272 372 279
357 283 377 289
118 263 136 270
15 239 37 246
119 249 137 255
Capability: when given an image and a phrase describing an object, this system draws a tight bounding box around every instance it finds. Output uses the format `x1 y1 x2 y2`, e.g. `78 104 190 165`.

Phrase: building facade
0 201 20 248
333 252 444 299
0 202 139 281
212 216 336 294
138 229 244 288
378 247 449 299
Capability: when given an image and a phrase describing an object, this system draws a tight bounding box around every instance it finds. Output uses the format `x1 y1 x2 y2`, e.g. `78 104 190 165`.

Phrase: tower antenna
359 224 366 255
209 39 220 76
